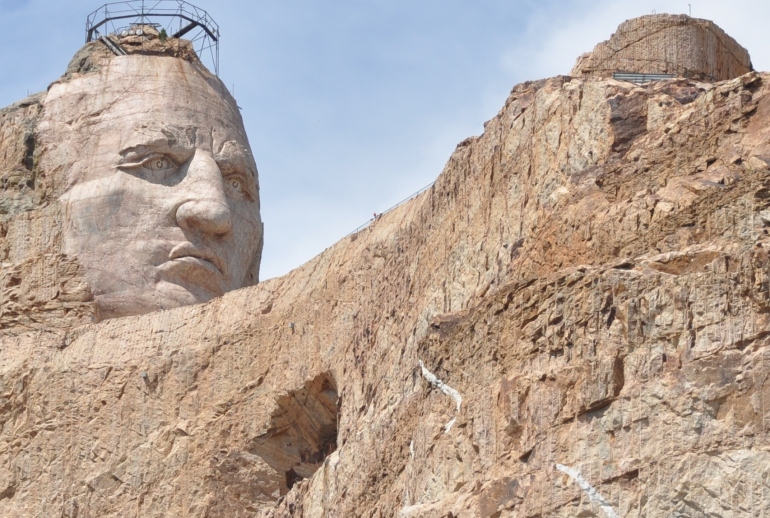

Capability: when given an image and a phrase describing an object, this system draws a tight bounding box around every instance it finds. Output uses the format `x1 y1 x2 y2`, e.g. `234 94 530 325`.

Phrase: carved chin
155 258 228 300
93 280 217 321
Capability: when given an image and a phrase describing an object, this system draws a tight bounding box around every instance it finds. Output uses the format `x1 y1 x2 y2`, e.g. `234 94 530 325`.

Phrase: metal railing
85 1 220 75
344 181 435 238
612 72 676 84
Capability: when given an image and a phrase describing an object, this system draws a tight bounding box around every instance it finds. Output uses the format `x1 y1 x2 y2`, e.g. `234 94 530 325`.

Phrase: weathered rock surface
0 91 96 331
2 16 770 518
572 14 752 81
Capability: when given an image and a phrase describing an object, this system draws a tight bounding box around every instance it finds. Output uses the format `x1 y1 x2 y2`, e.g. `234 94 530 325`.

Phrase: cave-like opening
251 372 339 493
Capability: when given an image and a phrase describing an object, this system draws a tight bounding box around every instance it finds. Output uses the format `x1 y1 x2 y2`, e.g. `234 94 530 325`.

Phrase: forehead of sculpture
45 55 243 134
40 55 254 188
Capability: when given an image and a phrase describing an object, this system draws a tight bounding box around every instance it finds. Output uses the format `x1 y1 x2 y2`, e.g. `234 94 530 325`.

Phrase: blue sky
1 0 768 279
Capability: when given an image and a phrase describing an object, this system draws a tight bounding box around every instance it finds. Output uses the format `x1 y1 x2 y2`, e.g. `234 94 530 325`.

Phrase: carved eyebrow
118 138 195 163
215 146 257 178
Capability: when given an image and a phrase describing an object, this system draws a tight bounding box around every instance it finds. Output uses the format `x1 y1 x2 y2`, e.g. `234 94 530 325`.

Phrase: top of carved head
4 29 263 322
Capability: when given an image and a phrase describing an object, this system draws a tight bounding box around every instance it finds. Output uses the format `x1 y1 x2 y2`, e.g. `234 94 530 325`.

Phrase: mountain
0 14 767 517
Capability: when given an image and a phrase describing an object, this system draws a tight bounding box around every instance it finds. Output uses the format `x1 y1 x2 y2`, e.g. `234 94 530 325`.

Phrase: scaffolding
85 0 220 75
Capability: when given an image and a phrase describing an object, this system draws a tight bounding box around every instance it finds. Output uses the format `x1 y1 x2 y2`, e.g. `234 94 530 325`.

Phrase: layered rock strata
1 17 770 518
572 14 752 81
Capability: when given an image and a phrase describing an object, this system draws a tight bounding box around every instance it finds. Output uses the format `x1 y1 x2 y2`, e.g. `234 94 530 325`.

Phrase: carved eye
146 156 174 172
228 177 244 194
118 154 178 181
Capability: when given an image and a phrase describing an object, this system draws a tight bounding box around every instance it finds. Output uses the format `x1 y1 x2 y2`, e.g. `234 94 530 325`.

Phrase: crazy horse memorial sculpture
2 8 770 517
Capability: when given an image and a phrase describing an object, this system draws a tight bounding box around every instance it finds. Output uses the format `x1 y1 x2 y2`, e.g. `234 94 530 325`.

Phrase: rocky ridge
572 14 752 81
1 16 770 518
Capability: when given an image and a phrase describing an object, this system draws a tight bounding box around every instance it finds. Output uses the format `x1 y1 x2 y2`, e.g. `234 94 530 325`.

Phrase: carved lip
167 243 225 276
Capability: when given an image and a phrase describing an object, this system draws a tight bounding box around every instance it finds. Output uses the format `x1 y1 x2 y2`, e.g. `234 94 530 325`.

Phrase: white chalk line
555 464 619 518
418 360 462 433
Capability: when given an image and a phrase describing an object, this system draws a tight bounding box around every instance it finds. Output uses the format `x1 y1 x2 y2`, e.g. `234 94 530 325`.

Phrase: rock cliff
572 14 752 82
2 16 770 518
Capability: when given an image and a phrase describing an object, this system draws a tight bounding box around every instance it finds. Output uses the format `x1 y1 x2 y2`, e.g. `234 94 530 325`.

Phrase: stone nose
175 150 233 237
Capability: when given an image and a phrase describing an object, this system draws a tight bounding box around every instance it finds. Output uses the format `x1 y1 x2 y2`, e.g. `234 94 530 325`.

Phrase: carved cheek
64 186 126 237
221 206 261 281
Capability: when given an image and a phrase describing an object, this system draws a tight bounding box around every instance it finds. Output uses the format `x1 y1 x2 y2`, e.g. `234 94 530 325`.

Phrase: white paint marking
418 360 463 433
555 463 619 518
418 360 462 411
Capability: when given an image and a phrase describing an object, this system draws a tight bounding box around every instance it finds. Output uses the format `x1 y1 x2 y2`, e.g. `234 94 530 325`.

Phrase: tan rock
572 14 752 81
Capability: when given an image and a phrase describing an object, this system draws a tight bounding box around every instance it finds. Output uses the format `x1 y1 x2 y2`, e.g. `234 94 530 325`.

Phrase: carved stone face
40 55 263 319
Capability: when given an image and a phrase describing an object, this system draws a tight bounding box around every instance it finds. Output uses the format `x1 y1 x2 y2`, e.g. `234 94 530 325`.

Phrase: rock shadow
251 371 339 493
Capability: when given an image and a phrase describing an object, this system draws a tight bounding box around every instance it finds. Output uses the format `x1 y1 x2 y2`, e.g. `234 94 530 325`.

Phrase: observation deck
85 1 220 75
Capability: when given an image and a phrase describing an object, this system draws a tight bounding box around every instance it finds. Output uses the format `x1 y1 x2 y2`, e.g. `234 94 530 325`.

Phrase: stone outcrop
572 14 752 81
1 15 770 518
0 92 96 331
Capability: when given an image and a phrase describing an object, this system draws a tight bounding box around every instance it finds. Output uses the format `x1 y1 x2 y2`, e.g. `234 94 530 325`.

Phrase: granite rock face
0 92 96 331
572 14 752 81
1 16 770 518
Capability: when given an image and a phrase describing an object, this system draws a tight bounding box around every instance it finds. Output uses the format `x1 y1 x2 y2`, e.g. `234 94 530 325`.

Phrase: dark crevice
285 468 302 490
251 372 339 495
23 133 35 172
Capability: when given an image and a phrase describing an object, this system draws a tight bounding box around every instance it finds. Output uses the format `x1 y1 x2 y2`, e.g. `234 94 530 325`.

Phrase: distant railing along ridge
344 181 435 239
